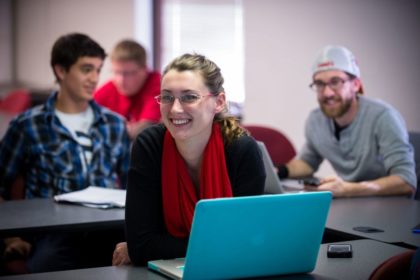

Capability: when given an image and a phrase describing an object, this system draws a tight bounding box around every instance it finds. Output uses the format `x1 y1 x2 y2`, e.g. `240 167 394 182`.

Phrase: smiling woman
121 53 266 266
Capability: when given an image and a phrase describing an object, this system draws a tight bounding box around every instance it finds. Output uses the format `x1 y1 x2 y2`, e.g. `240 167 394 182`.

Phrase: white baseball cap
312 45 363 93
312 45 360 78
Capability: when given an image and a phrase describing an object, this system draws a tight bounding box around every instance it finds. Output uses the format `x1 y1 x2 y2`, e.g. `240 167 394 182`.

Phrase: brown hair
163 53 248 144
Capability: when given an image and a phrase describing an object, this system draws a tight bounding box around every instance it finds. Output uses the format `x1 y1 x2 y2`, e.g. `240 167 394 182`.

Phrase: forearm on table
286 159 314 178
345 175 414 197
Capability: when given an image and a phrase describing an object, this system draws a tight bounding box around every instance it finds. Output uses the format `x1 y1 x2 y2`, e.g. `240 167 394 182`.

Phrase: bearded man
277 45 416 198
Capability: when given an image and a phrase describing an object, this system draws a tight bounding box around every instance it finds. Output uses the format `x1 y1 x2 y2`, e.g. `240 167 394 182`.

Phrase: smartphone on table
302 177 321 187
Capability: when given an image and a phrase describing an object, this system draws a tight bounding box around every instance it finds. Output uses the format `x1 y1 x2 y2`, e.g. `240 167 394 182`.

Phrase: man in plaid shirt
0 33 130 273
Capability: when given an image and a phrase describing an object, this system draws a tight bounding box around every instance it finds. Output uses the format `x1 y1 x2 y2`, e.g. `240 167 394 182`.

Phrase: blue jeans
26 233 84 273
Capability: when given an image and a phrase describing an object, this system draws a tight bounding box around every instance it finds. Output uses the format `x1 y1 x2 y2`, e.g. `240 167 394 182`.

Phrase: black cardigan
125 124 266 265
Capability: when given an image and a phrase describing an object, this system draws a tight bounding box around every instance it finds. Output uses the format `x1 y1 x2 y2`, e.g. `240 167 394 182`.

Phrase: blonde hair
163 53 248 144
111 39 146 67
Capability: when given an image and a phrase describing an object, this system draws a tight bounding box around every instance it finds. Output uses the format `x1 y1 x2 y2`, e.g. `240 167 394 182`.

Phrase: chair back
369 250 415 280
0 89 31 115
0 89 31 140
243 125 296 166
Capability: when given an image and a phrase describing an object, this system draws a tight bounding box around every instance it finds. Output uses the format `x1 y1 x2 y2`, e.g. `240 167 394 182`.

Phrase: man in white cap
277 45 416 197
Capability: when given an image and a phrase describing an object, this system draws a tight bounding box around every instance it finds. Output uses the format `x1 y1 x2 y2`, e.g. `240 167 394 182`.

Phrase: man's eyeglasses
309 77 352 93
154 94 212 105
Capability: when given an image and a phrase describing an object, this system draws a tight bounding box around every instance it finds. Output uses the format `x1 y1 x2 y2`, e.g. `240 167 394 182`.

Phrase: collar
43 91 107 125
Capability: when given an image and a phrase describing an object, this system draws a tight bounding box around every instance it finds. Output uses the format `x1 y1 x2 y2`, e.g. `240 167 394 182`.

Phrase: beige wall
0 0 13 84
243 0 420 175
14 0 135 88
7 0 420 175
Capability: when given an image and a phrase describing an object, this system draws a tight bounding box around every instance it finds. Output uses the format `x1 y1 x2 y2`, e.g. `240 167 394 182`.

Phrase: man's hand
304 175 348 197
304 174 413 197
3 237 32 259
112 242 131 266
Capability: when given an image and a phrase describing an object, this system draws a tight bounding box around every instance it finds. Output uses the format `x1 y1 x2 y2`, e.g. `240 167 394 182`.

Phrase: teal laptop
148 192 332 279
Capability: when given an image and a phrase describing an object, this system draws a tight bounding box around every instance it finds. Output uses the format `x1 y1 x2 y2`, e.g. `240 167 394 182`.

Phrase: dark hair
50 33 106 81
163 53 248 144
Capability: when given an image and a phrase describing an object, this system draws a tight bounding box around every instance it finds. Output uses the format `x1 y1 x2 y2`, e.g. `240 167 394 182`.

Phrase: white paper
54 186 126 208
281 179 305 190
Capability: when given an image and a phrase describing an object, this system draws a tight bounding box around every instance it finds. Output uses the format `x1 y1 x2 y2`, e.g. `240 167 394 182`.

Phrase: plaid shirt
0 92 130 198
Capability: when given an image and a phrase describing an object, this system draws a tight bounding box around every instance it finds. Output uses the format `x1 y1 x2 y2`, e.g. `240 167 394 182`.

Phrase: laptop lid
149 192 332 279
257 141 303 194
148 258 185 280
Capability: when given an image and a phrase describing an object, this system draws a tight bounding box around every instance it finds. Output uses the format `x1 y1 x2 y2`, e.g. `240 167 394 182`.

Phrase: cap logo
318 61 334 68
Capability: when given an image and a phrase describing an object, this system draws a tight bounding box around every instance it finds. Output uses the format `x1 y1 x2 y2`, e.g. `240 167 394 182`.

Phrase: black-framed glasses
154 94 212 105
309 77 352 93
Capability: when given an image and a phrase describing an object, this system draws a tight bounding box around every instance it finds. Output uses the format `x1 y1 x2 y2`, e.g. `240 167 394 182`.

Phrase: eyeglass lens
311 77 350 92
156 94 203 104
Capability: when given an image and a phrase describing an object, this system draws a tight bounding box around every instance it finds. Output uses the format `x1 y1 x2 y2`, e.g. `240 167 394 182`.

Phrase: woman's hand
112 241 131 266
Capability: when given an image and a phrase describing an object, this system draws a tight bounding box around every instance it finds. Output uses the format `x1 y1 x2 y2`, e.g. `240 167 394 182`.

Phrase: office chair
369 250 415 280
408 131 420 200
243 124 296 166
0 89 31 115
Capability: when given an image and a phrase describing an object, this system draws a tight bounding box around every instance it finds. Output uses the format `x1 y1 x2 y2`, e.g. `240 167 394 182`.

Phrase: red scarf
162 123 232 237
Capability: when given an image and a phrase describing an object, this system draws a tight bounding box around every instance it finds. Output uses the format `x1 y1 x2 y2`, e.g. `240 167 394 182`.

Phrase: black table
0 239 411 280
0 198 124 237
327 196 420 248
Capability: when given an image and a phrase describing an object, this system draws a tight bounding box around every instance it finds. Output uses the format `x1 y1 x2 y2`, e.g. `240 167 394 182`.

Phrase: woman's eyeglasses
155 94 212 105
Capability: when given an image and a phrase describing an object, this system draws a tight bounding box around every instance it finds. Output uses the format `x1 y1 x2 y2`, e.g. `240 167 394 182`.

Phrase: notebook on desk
54 186 126 209
148 192 332 279
257 141 304 194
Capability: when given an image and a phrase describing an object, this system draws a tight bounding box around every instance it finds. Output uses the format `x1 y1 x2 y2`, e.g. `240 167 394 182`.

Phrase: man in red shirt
94 39 161 139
